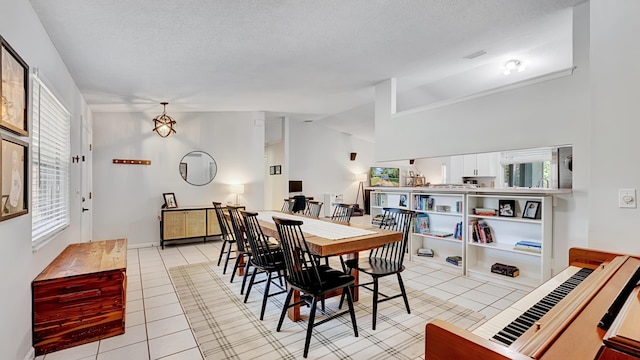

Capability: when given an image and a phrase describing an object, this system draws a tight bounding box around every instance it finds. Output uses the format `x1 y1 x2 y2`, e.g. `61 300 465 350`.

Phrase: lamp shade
354 173 367 182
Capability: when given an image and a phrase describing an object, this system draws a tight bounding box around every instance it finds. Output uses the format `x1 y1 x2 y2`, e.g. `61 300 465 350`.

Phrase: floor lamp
354 173 367 207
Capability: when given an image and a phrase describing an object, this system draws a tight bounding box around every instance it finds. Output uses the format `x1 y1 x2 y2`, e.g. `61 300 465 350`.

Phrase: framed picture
408 171 415 177
414 176 425 186
522 201 541 219
405 177 414 186
498 199 516 217
163 192 178 209
179 162 187 180
274 165 281 175
0 134 28 221
269 166 275 175
1 36 29 136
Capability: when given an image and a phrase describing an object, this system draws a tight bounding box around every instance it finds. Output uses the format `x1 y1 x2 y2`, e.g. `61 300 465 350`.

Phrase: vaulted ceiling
30 0 587 141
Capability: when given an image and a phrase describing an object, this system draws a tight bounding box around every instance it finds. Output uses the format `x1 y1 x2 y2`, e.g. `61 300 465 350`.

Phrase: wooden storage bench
32 239 127 355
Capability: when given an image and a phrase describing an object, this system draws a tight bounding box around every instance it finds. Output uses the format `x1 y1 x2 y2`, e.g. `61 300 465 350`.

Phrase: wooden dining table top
254 211 403 257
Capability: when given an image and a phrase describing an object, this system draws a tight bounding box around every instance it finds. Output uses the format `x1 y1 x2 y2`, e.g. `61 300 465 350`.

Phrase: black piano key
492 268 594 344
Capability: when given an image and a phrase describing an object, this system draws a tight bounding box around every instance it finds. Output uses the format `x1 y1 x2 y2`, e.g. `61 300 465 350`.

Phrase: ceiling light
503 59 526 75
152 102 176 138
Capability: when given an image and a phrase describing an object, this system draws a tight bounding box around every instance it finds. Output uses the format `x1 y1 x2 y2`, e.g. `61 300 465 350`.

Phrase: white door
80 114 93 242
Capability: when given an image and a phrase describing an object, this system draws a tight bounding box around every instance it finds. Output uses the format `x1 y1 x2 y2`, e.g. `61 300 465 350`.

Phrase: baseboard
127 242 159 249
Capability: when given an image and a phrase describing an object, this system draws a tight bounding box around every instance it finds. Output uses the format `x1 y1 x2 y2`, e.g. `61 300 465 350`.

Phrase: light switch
619 189 637 208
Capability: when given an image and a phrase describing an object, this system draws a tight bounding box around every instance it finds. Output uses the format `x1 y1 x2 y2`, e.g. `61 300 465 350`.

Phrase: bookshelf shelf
467 241 542 257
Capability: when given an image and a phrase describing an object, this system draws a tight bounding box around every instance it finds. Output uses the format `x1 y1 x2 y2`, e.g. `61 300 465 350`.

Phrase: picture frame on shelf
405 177 414 186
498 199 516 217
0 134 28 221
414 176 425 186
408 171 414 177
1 36 29 136
399 194 407 207
163 192 178 209
522 200 541 219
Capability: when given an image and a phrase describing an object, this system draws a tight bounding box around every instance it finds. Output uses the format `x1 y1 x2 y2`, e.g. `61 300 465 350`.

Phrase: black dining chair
241 211 287 320
213 202 236 274
281 198 295 213
330 203 354 224
304 200 323 218
227 205 253 294
340 207 414 330
273 217 358 358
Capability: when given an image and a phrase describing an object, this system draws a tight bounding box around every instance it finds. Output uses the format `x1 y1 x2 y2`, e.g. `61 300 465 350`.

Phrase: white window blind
32 75 71 245
500 147 553 165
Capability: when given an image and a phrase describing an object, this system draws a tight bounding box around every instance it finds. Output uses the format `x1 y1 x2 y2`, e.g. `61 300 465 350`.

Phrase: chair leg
222 242 234 274
372 277 379 330
217 239 227 266
229 255 241 283
277 288 294 332
303 296 318 358
397 273 411 314
260 272 273 320
345 285 359 338
240 258 251 295
244 268 259 303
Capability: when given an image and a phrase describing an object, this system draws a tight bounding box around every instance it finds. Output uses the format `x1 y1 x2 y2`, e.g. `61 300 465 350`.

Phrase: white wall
265 117 287 210
92 111 265 247
289 120 406 211
374 3 592 274
588 0 640 253
0 1 90 359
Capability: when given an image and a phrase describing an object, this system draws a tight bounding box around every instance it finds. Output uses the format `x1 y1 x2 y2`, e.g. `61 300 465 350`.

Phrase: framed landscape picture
1 36 29 136
0 134 28 221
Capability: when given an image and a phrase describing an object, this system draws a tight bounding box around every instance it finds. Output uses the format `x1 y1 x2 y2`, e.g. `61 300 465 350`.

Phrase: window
501 148 552 188
31 75 71 246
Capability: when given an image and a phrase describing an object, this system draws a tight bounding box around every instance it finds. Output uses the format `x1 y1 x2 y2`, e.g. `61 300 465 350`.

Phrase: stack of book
372 214 396 226
514 240 542 253
446 255 463 266
417 248 434 257
469 220 493 243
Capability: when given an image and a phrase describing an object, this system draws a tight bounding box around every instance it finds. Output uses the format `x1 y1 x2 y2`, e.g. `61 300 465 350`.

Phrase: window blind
32 75 71 245
500 147 553 165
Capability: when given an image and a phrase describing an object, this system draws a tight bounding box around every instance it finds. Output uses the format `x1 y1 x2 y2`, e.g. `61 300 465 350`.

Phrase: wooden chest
32 239 127 355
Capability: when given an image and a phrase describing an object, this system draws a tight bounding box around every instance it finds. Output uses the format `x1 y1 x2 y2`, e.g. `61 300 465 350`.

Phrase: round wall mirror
179 151 217 186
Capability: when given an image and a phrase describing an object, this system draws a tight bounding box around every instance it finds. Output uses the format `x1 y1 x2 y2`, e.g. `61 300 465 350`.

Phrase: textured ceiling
29 0 586 140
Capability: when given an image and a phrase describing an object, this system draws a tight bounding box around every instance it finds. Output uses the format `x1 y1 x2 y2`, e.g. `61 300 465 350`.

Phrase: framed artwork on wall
0 134 28 221
1 36 29 136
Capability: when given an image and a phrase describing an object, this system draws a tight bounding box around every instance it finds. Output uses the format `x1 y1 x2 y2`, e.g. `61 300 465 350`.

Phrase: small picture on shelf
399 194 407 207
522 201 541 219
498 199 516 217
408 171 415 177
406 177 414 186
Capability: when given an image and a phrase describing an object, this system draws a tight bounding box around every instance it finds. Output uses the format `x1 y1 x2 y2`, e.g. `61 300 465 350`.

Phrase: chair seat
290 267 355 295
344 258 405 276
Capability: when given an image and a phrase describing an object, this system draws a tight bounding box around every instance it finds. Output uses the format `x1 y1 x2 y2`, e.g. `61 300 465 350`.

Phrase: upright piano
425 248 640 359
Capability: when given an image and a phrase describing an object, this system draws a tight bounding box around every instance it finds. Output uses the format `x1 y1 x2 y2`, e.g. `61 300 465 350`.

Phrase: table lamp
229 184 244 205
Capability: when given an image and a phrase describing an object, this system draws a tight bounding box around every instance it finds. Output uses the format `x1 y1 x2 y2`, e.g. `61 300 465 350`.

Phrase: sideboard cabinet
160 207 221 248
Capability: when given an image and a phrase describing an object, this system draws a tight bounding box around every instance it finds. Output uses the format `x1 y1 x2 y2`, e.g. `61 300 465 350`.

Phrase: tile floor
35 217 527 360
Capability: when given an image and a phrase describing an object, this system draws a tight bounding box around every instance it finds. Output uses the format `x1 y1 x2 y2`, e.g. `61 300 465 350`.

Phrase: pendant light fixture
152 102 176 137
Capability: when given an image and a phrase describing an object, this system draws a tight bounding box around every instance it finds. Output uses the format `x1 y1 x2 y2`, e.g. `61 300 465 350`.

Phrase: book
514 240 542 248
417 248 434 257
424 230 453 238
514 245 541 253
446 255 463 266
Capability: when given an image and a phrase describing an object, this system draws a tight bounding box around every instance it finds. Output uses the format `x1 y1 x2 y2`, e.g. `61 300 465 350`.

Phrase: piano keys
425 248 640 359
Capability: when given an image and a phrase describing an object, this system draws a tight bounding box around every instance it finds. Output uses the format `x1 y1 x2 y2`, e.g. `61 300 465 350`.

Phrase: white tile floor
35 216 527 360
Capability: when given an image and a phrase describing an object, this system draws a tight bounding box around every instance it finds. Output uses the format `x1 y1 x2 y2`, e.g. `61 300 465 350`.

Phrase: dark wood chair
304 200 323 218
340 207 415 330
331 203 354 224
226 205 253 294
212 202 236 274
281 198 295 213
241 211 287 320
273 217 359 358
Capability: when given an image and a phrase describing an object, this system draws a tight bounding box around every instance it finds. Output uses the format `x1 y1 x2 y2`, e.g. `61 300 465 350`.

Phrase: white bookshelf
369 189 411 227
465 194 552 288
409 192 465 274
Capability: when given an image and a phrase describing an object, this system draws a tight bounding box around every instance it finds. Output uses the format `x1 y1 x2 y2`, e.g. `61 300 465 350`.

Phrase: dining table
253 211 403 321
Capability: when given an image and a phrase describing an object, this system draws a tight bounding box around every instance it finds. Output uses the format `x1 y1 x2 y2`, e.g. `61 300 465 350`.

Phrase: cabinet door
462 154 477 176
185 210 207 237
207 209 221 236
449 156 464 184
476 152 499 177
163 211 186 240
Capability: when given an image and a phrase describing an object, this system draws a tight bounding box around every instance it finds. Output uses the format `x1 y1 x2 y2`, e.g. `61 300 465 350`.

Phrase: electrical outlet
619 189 637 208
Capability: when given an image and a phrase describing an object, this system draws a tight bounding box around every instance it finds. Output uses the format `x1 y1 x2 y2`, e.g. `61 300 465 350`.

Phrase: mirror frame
179 150 217 186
